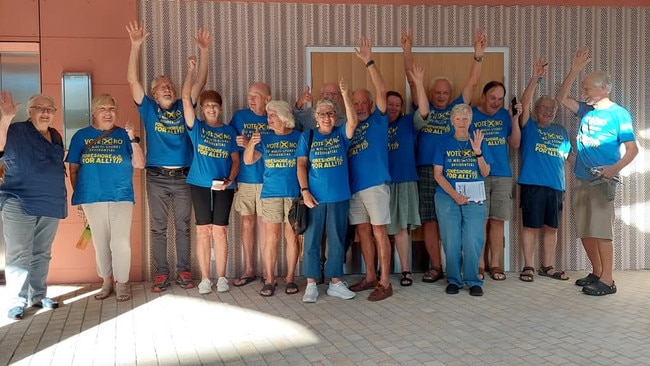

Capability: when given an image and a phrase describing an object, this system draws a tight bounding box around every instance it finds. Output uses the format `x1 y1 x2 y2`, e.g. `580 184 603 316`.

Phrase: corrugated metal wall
138 1 650 278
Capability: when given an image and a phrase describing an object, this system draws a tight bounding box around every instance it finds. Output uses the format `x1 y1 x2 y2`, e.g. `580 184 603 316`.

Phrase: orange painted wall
229 0 650 5
1 0 142 283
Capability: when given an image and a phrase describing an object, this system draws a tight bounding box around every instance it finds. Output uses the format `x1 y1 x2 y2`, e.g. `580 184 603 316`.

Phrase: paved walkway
1 270 649 365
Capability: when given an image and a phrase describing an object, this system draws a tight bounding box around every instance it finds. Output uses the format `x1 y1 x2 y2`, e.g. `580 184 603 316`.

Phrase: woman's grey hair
266 100 295 129
451 103 472 119
91 93 118 115
26 94 56 109
313 99 337 119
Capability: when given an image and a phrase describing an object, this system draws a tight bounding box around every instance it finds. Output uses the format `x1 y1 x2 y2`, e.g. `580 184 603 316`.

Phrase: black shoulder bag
288 129 314 235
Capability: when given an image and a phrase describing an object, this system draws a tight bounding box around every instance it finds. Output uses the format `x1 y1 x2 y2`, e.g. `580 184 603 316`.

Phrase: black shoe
445 284 460 294
582 280 617 296
469 286 484 296
575 273 599 287
32 298 58 309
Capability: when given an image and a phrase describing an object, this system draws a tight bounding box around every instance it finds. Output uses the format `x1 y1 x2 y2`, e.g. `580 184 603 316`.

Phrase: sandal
582 280 617 296
490 267 506 281
94 283 113 300
233 276 256 287
478 267 485 280
285 282 299 295
260 283 277 297
115 282 131 302
422 266 444 283
519 266 535 282
538 266 569 280
400 271 413 287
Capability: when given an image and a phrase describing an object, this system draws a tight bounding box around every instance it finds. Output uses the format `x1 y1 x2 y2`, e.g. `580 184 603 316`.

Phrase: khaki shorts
234 183 263 216
261 197 293 224
573 180 614 240
349 184 391 226
484 176 513 221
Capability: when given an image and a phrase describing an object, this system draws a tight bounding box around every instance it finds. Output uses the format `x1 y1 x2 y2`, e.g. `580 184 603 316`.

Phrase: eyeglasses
30 106 57 114
96 106 117 113
317 111 336 118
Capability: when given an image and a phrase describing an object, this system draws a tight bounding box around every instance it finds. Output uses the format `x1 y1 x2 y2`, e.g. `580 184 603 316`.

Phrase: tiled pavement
1 270 649 366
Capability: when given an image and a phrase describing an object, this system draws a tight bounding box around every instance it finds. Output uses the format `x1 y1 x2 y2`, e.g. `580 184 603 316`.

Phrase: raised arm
181 57 197 130
190 29 210 105
401 29 418 107
409 64 429 120
470 129 491 177
461 29 486 104
0 91 19 152
126 21 150 104
126 121 145 169
556 46 591 114
520 58 547 128
355 37 387 114
295 86 312 111
341 79 358 139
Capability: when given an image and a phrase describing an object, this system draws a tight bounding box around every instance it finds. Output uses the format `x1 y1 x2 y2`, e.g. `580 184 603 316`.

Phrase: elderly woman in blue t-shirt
433 103 492 297
297 79 359 303
1 92 67 320
244 100 301 297
67 94 145 303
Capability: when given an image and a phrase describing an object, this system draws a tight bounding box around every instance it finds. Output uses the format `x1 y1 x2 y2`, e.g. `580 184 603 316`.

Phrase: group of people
0 21 638 319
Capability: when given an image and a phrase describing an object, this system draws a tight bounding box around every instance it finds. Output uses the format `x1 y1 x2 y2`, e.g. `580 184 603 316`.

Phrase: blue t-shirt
0 121 67 218
415 95 463 166
471 107 512 177
574 102 636 180
388 113 418 183
348 109 390 194
66 126 135 205
433 135 493 196
137 95 192 167
296 125 351 203
186 119 239 189
518 119 571 191
229 109 269 183
259 131 301 198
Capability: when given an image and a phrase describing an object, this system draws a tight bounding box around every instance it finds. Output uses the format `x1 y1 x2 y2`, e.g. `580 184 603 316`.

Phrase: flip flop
233 276 256 287
260 283 277 297
400 271 413 287
94 283 113 300
285 282 299 295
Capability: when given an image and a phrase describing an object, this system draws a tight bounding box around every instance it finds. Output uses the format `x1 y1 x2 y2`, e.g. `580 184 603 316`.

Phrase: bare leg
372 224 392 288
394 228 410 273
597 238 614 285
423 221 442 270
212 225 228 278
196 225 212 280
488 218 505 279
283 222 299 284
356 223 377 282
263 222 281 287
581 237 602 278
521 227 538 269
239 214 256 280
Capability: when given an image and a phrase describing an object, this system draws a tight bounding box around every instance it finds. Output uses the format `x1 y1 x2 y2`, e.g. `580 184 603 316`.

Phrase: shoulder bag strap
82 126 118 154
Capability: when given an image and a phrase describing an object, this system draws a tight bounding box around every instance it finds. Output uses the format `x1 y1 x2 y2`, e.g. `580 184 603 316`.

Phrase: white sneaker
216 277 230 293
302 282 319 303
198 278 212 294
327 281 356 300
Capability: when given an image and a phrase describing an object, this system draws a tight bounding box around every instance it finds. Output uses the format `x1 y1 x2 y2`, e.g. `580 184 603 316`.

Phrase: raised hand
0 91 20 119
400 29 413 52
470 129 485 153
339 78 349 95
236 130 250 148
126 21 149 46
187 56 197 71
125 120 136 140
354 37 373 64
571 46 591 72
194 28 210 50
533 57 548 79
408 63 425 84
249 127 261 147
296 86 312 109
474 29 487 55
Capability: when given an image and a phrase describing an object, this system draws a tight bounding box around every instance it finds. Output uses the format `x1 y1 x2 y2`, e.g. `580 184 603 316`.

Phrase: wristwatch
474 56 484 62
130 137 141 143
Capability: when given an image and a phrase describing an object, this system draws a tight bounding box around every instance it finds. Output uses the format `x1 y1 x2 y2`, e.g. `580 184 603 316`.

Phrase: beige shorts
484 176 513 221
234 183 263 216
349 184 391 226
261 197 293 224
573 180 614 240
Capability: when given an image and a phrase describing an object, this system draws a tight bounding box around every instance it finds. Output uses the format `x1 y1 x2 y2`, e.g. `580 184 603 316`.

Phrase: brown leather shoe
368 283 393 301
349 278 378 292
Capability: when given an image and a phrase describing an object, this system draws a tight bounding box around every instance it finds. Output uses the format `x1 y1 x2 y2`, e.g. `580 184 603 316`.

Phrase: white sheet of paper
455 181 486 202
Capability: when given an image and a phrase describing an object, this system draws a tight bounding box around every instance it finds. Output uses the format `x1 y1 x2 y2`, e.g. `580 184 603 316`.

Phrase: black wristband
130 136 140 143
475 152 483 158
365 60 375 68
301 187 309 192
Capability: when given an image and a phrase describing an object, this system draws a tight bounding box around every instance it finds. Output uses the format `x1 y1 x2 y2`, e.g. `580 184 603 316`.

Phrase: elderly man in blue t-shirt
126 21 209 292
556 46 638 296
